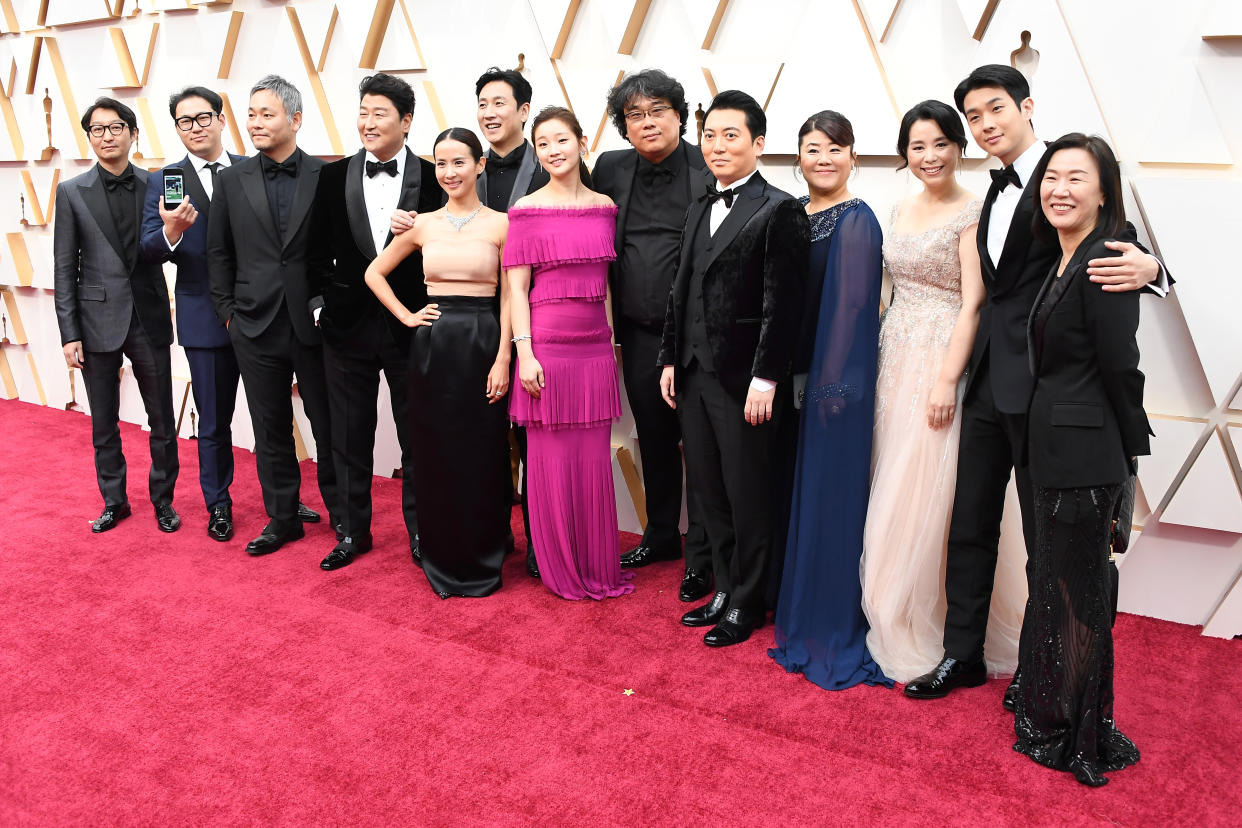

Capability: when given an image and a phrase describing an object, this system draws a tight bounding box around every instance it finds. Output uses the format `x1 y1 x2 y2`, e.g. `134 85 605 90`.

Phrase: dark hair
953 64 1030 113
1030 133 1125 243
167 86 222 119
81 96 137 133
531 106 583 142
896 100 968 170
606 69 689 140
433 127 484 162
704 89 765 139
475 66 533 108
359 73 416 119
797 110 854 152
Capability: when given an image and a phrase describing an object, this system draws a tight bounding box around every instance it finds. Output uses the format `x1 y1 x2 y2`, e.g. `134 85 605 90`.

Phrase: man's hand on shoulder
1087 240 1159 292
390 209 417 236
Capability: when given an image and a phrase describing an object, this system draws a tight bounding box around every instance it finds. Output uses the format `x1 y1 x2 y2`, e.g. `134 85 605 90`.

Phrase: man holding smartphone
140 86 245 542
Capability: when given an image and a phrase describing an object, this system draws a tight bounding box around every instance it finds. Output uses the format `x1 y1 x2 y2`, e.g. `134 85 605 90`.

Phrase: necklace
445 204 482 231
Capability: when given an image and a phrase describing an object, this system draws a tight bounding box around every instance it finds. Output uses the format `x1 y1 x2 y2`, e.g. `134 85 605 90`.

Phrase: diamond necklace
445 204 483 231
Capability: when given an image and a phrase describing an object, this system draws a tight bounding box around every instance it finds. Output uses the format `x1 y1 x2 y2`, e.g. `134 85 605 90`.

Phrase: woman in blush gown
365 127 512 598
861 100 1026 682
769 111 891 691
506 106 633 601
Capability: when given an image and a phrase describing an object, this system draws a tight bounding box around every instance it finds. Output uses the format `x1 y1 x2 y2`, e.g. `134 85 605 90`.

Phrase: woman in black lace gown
1017 133 1150 786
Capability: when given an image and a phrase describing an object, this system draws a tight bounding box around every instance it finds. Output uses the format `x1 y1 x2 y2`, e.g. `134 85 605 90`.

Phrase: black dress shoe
154 503 181 533
207 504 234 542
297 502 321 523
246 521 305 556
411 535 423 568
1003 675 1020 712
620 543 681 569
681 591 729 627
526 548 540 579
679 568 712 602
704 608 765 647
903 656 987 699
91 503 131 533
320 536 372 571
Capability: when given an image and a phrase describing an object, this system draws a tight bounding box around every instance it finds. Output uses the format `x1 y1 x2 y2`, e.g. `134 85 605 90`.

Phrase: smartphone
163 168 185 208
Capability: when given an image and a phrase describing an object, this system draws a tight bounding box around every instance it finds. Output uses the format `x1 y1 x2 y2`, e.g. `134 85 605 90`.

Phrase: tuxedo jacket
53 163 172 352
657 171 810 399
477 139 592 210
1025 234 1150 489
139 153 246 349
207 151 325 345
592 139 713 329
308 148 441 348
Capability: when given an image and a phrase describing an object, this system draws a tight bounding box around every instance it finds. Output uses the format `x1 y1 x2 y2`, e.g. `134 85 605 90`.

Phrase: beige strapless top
422 236 501 297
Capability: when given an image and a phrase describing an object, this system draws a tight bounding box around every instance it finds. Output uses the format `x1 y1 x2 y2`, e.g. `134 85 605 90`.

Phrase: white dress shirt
164 151 231 251
363 147 406 254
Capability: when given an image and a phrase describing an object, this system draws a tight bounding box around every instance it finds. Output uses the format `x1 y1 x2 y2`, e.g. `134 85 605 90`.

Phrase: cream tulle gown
861 200 1027 682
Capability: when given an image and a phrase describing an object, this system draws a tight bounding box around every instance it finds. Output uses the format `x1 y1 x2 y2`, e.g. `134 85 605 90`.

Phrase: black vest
681 210 716 370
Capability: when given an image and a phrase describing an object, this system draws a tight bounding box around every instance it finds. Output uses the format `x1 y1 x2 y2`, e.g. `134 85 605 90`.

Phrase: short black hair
953 64 1030 114
1030 133 1126 244
475 66 532 108
359 73 416 119
705 89 765 140
896 100 968 170
81 96 137 133
168 86 223 119
433 127 484 162
798 110 854 151
606 69 689 140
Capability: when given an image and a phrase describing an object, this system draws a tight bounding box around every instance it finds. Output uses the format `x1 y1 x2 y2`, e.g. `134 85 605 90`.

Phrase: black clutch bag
1111 474 1137 556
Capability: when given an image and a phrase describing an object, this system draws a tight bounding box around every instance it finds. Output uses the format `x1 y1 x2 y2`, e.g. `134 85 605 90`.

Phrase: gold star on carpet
622 688 635 696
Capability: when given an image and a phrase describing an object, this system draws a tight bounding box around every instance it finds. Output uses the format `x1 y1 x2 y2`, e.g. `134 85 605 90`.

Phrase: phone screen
164 172 184 207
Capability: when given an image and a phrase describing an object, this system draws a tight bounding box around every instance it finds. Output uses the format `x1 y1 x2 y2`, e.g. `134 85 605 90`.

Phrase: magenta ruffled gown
505 206 634 600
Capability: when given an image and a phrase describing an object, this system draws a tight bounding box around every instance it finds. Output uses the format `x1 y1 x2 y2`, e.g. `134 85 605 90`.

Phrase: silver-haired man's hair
250 74 302 121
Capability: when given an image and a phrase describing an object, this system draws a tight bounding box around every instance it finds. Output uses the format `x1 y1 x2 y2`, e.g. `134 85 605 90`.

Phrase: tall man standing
308 73 440 571
54 97 180 534
140 86 244 542
593 69 713 603
658 91 809 647
208 75 338 558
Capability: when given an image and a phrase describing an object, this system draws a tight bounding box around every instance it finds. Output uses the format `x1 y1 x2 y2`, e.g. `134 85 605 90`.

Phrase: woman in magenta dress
506 106 633 600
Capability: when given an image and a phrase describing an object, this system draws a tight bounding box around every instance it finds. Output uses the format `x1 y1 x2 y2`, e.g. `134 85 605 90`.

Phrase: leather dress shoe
679 568 712 602
903 656 987 699
207 504 234 542
91 503 131 533
246 521 305 556
320 536 372 571
526 548 540 579
704 608 765 647
297 502 321 523
620 543 681 569
154 503 181 533
411 535 423 568
1003 674 1020 712
681 591 729 627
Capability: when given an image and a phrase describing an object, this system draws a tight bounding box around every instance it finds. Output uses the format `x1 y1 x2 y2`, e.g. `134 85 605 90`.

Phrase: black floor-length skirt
408 295 509 597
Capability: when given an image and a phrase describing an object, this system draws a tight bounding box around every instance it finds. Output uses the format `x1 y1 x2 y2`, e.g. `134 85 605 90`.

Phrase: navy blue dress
769 198 892 691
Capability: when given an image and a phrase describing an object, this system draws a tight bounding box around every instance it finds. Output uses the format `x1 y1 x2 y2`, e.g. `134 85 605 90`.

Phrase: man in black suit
208 75 338 558
593 69 713 603
658 90 809 647
54 97 180 534
140 86 244 542
905 65 1170 701
308 73 441 571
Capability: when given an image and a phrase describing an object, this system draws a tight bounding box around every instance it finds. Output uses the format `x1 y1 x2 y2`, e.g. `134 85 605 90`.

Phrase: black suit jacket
1025 234 1150 489
657 171 810 399
308 148 442 347
592 140 713 329
207 151 324 345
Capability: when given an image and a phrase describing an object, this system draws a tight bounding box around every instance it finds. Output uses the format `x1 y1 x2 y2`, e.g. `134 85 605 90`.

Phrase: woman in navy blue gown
769 111 891 691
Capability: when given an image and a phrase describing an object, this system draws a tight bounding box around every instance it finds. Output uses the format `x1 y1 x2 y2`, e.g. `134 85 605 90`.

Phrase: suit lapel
996 181 1037 276
179 156 210 209
390 146 425 247
344 150 377 259
79 166 128 266
700 173 766 275
283 156 319 249
510 141 537 208
239 158 281 247
978 179 1001 281
611 151 637 257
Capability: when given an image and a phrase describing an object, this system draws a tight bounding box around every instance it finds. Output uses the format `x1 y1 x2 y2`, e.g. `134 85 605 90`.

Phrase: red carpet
1 397 1238 825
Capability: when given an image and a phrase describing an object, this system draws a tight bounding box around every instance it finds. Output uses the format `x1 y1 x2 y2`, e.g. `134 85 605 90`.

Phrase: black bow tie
990 165 1021 192
103 173 135 193
705 187 735 208
366 159 399 178
264 159 297 179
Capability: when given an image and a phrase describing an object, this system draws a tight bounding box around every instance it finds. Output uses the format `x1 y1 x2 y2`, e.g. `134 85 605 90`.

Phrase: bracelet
511 334 531 343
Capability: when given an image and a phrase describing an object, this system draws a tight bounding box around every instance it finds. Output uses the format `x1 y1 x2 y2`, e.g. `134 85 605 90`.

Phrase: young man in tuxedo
140 86 244 542
208 75 339 559
54 97 180 535
307 73 440 572
593 69 713 603
658 90 809 647
905 64 1170 702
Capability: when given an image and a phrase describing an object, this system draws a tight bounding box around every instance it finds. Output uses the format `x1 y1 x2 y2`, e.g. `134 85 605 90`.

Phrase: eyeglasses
624 104 673 124
174 111 217 132
88 122 129 138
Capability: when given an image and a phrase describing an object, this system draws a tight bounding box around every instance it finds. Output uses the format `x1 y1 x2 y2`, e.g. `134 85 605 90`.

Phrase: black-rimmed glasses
88 122 129 138
174 111 217 132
